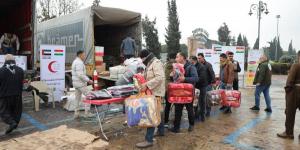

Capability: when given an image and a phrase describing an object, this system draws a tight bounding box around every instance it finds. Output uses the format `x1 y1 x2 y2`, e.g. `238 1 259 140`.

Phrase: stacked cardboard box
95 46 106 73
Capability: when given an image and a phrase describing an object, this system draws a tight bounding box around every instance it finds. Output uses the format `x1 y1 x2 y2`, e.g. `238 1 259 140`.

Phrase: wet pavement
0 75 300 150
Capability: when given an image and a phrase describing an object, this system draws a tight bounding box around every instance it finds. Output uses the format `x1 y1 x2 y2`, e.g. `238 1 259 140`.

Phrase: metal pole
275 15 280 61
257 1 262 49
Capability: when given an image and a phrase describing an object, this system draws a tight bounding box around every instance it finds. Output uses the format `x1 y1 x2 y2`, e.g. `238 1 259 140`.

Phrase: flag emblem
42 49 51 59
54 49 64 56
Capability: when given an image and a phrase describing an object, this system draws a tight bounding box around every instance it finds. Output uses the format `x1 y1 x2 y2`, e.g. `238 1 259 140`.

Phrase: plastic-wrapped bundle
168 83 194 104
107 84 137 97
193 88 200 107
116 58 145 85
85 89 112 100
172 63 185 83
125 94 161 127
206 90 223 107
220 90 241 108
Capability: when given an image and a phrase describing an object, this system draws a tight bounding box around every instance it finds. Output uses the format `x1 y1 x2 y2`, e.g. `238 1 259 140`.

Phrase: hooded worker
0 54 24 134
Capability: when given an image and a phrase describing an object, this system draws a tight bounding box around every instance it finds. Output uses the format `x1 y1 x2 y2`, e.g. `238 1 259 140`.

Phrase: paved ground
0 75 300 150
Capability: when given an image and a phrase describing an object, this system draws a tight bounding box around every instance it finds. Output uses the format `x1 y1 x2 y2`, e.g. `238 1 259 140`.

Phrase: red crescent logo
48 61 57 73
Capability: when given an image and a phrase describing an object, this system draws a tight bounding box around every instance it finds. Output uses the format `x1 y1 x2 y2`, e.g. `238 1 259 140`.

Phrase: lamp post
275 15 281 61
249 1 269 49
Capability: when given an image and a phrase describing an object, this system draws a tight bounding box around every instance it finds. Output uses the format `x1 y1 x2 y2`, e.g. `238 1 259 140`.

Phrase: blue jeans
2 47 16 55
255 85 272 109
145 122 164 143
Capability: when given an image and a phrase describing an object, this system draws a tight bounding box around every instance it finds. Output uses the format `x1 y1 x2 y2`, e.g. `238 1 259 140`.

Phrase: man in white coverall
71 50 93 119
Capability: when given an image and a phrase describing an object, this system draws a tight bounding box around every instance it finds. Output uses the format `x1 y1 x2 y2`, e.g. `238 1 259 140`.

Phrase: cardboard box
96 63 106 73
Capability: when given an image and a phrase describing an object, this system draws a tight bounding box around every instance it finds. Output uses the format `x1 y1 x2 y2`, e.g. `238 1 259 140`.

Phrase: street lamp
249 1 269 49
275 15 281 61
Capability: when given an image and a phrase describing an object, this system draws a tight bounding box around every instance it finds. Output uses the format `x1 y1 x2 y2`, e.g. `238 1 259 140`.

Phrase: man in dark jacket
170 52 198 133
0 54 24 134
277 51 300 139
227 51 241 90
190 56 208 121
250 55 272 112
197 53 215 116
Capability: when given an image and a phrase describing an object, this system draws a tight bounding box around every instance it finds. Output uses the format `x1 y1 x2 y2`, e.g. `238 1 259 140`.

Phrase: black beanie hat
139 49 151 59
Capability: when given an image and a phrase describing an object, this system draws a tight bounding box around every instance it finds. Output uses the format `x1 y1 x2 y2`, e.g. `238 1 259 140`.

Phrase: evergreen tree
142 16 161 58
237 34 244 46
288 40 296 55
253 38 259 49
165 0 181 59
276 38 283 60
231 36 237 46
242 35 249 48
92 0 101 6
268 37 283 61
217 23 231 46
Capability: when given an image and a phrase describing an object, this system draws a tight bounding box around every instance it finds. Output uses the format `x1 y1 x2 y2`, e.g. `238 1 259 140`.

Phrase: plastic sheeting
35 6 141 65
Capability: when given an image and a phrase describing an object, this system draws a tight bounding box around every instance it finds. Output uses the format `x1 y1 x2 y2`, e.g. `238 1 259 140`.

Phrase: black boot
224 107 232 114
5 123 17 135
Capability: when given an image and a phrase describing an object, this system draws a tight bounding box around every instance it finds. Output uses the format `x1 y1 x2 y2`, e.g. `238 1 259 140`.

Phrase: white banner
0 55 27 70
40 45 66 101
197 45 245 76
196 49 220 75
245 49 264 87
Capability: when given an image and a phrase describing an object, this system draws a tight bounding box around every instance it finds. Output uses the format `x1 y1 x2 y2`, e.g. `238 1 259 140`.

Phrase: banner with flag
40 45 66 101
245 49 263 87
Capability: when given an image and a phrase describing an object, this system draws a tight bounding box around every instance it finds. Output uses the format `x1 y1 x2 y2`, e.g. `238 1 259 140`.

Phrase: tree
231 36 237 46
242 35 249 48
37 0 57 22
180 44 188 56
165 0 181 59
288 40 296 55
237 34 244 46
92 0 101 6
58 0 80 16
217 23 231 46
253 38 259 49
268 37 283 61
142 16 161 58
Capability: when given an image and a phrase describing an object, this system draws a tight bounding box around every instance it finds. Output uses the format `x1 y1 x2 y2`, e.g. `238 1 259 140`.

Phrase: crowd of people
0 48 299 146
133 49 245 148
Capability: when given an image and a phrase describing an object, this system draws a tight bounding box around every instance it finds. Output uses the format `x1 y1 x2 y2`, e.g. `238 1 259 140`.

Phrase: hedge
271 63 292 75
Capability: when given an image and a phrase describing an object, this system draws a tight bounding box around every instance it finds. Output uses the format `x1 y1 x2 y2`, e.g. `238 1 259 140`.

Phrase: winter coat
202 61 215 84
220 61 234 85
195 62 208 88
253 60 272 85
71 57 90 88
285 63 300 93
183 61 199 85
231 60 241 80
145 57 165 97
0 63 24 97
164 59 175 89
120 37 136 55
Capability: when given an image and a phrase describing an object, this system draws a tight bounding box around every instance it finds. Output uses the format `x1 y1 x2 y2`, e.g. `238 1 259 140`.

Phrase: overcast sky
81 0 300 51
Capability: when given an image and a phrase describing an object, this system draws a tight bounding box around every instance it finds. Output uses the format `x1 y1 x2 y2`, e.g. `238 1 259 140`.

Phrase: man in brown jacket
219 53 235 113
277 51 300 139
